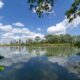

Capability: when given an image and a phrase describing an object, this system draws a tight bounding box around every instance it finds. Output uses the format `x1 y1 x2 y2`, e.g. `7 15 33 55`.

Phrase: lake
0 46 80 80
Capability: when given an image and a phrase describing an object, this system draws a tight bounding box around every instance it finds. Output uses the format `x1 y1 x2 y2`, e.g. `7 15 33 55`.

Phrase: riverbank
0 43 74 47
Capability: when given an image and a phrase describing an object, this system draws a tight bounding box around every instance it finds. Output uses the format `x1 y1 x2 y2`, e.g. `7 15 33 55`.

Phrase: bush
74 41 80 47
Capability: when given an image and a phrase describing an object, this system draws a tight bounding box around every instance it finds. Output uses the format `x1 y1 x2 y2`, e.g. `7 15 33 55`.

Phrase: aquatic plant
0 66 5 71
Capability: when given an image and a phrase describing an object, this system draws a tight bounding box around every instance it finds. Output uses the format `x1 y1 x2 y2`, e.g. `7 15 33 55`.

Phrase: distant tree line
10 34 80 47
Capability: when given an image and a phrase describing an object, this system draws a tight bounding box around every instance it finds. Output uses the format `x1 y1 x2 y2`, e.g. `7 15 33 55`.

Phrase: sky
0 0 80 43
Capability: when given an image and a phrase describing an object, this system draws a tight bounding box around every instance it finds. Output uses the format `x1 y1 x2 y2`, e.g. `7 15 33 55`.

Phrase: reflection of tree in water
13 56 79 80
45 47 80 56
26 47 46 55
9 46 80 56
10 46 24 52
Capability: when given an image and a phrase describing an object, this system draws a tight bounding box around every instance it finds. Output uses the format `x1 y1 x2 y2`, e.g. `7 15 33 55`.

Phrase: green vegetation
74 41 80 48
28 0 54 17
28 0 80 22
45 46 79 56
0 34 80 48
0 66 5 71
66 0 80 22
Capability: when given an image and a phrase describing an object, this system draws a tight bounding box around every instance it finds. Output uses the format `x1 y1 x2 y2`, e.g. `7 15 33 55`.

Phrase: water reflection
0 46 80 58
0 56 80 80
0 46 80 80
0 46 80 66
0 46 47 66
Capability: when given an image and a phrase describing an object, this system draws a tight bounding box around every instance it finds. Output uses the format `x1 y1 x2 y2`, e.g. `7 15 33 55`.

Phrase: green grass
0 43 73 47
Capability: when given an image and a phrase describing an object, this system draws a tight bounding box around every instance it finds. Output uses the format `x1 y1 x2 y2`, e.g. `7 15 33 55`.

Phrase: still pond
0 46 80 80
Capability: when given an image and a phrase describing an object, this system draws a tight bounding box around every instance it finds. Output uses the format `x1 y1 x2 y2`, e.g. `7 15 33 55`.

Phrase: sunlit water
0 46 80 80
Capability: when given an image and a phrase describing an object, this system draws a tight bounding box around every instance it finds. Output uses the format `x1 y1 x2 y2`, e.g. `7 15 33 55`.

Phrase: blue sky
0 0 80 43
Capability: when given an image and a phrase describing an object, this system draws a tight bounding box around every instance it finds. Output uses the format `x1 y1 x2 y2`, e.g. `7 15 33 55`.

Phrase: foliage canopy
66 0 80 22
28 0 80 22
27 0 54 17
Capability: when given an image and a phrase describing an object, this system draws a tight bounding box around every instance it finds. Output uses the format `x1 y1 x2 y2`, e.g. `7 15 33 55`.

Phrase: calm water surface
0 46 80 80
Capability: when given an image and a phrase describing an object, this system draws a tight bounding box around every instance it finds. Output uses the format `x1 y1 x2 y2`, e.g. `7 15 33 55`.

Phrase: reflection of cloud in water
48 57 67 66
11 56 80 80
0 47 80 80
64 55 80 78
0 47 46 66
0 56 80 80
14 63 24 69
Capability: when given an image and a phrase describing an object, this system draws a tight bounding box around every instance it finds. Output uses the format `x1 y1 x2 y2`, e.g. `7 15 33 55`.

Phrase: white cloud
0 0 4 8
67 16 80 28
12 22 25 27
0 24 13 32
47 16 80 35
11 28 30 34
0 23 44 44
47 19 67 35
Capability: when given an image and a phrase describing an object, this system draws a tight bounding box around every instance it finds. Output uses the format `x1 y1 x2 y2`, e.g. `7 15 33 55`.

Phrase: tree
27 0 54 17
18 39 22 45
35 36 41 43
28 0 80 22
27 38 33 44
63 34 73 43
44 35 59 43
66 0 80 22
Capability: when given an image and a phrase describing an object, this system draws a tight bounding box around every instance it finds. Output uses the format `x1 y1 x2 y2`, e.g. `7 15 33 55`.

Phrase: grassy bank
0 43 73 47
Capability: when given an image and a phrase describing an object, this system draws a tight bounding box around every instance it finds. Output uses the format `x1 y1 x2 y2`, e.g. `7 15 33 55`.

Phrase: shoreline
0 43 73 47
